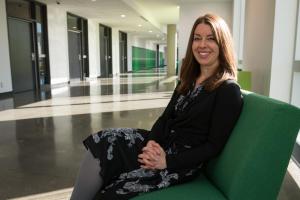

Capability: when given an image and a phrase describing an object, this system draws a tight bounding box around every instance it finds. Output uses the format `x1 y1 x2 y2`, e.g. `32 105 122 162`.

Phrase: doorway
99 24 112 77
119 31 127 73
6 0 50 93
67 13 89 81
8 18 36 93
68 31 82 79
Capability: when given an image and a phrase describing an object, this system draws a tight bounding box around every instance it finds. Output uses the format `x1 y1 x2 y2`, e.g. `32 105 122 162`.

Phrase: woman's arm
148 85 179 144
166 82 243 170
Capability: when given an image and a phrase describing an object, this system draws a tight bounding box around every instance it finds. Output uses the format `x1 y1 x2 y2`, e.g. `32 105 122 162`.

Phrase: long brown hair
178 14 237 94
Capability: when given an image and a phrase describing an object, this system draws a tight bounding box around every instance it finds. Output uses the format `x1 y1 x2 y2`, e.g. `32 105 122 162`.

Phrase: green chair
133 91 300 200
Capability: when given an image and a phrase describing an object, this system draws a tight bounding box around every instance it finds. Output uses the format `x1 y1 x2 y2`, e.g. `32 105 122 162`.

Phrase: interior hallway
0 70 299 200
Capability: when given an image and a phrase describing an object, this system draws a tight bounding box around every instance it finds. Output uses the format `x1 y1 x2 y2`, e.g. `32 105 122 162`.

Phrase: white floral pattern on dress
92 128 144 160
175 85 203 112
113 168 179 195
157 170 179 189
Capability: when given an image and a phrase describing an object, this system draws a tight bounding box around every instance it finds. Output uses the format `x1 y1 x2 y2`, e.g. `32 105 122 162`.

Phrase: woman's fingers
138 140 167 170
138 155 155 169
138 152 157 162
143 143 161 156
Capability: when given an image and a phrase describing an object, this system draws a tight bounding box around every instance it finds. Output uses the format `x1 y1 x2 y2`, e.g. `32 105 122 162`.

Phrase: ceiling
38 0 231 42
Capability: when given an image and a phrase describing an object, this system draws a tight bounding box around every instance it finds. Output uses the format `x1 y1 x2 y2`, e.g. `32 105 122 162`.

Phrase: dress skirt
83 128 200 200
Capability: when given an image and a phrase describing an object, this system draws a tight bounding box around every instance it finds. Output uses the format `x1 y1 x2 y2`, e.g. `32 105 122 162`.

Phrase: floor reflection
0 73 176 111
0 71 176 199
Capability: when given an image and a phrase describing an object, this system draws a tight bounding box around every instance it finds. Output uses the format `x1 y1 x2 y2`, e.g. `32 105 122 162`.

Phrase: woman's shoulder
216 79 242 99
218 79 241 91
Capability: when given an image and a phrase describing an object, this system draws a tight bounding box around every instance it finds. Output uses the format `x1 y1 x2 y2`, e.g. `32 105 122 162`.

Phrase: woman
71 13 243 200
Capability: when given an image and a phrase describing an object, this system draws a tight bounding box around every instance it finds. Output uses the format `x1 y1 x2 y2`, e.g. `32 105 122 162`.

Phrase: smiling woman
179 14 236 94
192 23 220 76
70 14 243 200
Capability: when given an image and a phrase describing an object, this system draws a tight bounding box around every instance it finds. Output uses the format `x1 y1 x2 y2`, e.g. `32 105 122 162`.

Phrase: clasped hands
137 140 167 170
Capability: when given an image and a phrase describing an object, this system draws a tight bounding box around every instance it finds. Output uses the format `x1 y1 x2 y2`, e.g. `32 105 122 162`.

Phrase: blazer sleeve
148 86 179 144
166 82 243 170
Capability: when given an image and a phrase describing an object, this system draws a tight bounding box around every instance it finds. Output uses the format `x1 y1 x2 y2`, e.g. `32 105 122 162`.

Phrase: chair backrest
205 91 300 200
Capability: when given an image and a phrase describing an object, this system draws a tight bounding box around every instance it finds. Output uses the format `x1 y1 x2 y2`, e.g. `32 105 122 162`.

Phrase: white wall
269 0 298 102
88 20 100 78
233 0 245 62
47 5 69 85
243 0 275 95
145 41 157 51
127 33 133 72
295 1 300 61
0 0 13 93
129 35 156 50
178 1 233 62
291 72 300 107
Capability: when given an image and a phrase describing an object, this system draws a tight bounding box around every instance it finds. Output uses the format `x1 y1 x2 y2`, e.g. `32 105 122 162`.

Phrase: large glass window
35 4 47 85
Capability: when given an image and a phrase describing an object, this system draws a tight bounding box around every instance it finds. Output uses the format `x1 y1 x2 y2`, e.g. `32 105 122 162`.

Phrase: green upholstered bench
133 91 300 200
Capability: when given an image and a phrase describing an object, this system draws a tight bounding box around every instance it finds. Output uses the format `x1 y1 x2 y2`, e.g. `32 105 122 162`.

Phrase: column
167 24 177 76
269 0 298 102
0 0 13 93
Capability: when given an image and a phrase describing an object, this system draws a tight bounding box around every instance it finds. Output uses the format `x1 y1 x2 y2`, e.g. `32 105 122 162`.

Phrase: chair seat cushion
132 174 226 200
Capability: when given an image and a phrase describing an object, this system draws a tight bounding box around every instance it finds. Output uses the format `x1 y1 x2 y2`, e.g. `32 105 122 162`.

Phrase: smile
199 52 210 56
197 52 211 58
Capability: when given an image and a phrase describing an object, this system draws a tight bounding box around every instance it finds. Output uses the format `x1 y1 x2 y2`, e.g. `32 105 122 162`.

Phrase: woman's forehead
194 23 213 35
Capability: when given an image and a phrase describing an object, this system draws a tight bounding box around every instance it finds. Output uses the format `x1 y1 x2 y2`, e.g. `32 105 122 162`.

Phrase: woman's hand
138 140 166 170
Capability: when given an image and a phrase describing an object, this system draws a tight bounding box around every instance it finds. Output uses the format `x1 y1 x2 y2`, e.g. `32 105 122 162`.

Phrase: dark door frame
99 24 112 78
7 17 38 92
32 1 51 87
156 44 160 68
67 12 89 81
6 0 50 92
119 31 128 73
68 30 83 79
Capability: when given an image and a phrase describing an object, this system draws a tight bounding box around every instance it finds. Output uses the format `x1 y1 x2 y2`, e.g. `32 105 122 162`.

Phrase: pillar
167 24 177 76
269 0 298 102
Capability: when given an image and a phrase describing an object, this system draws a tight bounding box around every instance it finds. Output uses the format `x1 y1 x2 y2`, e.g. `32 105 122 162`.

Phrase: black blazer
148 80 243 170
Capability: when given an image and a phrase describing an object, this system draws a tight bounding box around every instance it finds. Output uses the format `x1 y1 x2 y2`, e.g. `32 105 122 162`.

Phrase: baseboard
0 91 13 99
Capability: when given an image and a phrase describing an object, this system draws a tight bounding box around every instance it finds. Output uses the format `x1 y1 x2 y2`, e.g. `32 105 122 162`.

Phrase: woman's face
192 23 220 70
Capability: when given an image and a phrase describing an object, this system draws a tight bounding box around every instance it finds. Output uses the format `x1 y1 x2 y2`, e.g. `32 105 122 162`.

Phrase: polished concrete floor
0 70 299 200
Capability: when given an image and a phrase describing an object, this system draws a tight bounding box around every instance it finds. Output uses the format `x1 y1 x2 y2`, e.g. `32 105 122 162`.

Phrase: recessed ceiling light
177 6 180 9
121 14 126 18
91 0 96 2
138 24 142 27
148 30 153 33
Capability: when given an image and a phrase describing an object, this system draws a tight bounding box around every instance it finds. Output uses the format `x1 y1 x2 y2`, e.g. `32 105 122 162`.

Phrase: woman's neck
196 70 214 86
196 63 219 86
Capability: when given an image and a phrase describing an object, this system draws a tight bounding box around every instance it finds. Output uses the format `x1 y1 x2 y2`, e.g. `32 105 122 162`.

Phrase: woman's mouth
198 52 210 58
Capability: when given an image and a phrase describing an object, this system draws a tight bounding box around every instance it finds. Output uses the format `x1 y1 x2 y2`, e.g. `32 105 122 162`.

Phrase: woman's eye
193 37 200 41
207 37 215 41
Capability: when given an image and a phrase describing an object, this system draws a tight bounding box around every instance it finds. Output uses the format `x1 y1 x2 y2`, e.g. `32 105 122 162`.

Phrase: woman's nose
199 39 207 47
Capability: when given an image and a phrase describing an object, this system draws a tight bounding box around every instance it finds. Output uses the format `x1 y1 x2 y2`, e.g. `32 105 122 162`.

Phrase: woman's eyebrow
194 33 214 37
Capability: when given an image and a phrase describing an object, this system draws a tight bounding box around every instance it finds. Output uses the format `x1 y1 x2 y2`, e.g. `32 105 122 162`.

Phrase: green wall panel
132 46 164 72
159 52 164 67
238 71 252 91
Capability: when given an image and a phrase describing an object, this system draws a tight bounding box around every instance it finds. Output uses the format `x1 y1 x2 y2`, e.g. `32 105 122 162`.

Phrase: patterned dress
83 85 204 200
